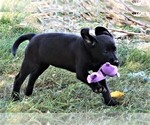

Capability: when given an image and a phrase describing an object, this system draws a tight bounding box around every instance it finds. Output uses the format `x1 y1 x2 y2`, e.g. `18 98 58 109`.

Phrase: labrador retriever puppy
11 26 119 106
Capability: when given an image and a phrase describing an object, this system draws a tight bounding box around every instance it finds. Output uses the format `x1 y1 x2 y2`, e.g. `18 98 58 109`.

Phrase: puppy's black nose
113 60 119 66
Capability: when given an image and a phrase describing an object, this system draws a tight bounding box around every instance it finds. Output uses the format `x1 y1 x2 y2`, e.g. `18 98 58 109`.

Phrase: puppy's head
81 26 119 68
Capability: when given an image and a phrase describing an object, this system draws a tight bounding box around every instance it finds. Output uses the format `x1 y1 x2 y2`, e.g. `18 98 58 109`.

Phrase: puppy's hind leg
25 63 49 96
11 59 35 101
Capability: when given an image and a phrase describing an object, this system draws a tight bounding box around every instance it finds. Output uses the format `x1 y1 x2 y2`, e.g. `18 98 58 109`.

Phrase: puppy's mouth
111 60 119 67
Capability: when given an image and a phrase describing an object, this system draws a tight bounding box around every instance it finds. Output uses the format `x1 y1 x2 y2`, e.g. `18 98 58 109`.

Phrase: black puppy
11 27 119 106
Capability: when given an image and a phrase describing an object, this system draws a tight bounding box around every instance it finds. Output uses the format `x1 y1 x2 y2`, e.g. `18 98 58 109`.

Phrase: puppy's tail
12 33 36 56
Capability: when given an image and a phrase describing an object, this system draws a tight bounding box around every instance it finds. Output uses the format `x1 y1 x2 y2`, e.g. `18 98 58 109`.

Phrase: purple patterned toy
87 62 120 83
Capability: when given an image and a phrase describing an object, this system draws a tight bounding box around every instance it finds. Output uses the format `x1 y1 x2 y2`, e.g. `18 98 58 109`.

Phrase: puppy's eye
104 50 108 54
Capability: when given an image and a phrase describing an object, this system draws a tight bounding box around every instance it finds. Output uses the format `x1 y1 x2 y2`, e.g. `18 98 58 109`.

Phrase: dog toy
110 91 124 99
87 62 120 83
87 63 124 98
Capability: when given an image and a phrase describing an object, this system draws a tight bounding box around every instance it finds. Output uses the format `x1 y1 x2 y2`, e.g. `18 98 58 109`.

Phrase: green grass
0 13 150 114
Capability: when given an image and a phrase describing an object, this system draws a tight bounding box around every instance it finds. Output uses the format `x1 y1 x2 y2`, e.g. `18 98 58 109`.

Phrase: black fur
11 26 119 106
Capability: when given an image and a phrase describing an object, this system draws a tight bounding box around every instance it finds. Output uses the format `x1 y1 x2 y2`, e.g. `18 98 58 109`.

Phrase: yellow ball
110 91 124 99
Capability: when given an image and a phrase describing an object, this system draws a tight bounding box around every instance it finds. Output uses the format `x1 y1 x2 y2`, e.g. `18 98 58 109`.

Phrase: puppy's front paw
105 99 119 106
90 83 107 93
94 86 107 93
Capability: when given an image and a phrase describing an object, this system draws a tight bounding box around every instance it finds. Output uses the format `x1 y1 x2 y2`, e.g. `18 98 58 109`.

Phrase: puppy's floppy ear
81 28 97 47
95 26 113 37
